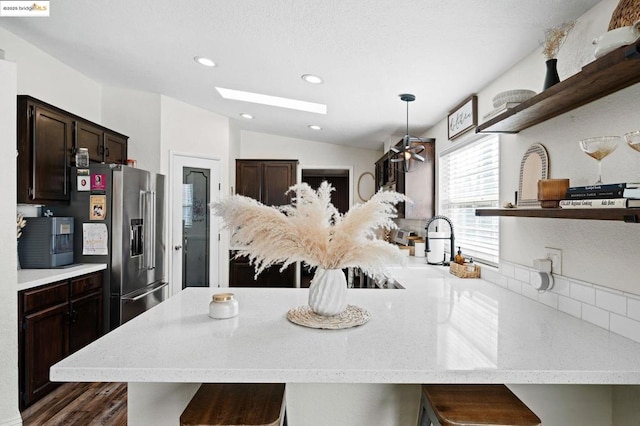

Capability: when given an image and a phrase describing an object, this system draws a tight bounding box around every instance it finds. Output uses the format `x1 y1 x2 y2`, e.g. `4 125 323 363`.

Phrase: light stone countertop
18 263 107 292
50 261 640 385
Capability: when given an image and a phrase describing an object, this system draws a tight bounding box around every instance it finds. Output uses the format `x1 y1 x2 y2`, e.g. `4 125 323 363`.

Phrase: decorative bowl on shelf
492 90 537 108
593 20 640 58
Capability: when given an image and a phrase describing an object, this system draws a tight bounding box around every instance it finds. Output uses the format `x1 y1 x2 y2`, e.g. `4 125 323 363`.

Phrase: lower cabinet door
69 291 103 354
23 302 69 408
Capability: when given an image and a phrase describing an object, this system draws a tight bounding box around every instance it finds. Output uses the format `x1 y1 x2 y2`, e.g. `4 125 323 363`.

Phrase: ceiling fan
390 93 435 173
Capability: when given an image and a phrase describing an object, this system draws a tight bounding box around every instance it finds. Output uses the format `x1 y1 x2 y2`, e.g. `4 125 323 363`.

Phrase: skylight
215 87 327 115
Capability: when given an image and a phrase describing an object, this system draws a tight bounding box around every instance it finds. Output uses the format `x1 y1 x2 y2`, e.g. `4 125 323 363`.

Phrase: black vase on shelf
543 58 560 90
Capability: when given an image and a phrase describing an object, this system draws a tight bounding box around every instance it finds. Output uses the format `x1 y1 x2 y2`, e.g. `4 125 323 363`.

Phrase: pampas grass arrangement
212 182 407 278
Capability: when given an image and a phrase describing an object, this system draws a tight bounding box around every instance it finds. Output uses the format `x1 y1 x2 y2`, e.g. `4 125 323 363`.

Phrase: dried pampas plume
542 21 575 60
17 213 26 240
212 182 408 278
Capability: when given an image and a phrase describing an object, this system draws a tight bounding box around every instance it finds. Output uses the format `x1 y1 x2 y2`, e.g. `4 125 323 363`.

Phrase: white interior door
170 153 220 295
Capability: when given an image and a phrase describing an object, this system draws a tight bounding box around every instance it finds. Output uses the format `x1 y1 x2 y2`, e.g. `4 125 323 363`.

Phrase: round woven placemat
286 305 371 329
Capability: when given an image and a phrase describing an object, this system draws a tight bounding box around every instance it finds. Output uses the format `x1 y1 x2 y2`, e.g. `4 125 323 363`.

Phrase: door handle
174 245 182 251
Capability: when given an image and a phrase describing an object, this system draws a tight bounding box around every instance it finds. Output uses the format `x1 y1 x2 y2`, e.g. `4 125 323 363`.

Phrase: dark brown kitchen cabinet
229 254 296 288
17 97 74 203
233 160 298 287
236 160 298 206
18 271 104 409
17 95 129 205
76 120 128 164
104 131 128 164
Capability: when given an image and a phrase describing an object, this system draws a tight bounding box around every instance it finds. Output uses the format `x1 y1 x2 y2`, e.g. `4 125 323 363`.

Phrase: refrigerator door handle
141 190 155 271
122 282 169 302
151 191 156 270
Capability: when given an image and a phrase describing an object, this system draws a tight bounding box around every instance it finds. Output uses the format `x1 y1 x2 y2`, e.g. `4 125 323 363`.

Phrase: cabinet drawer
21 281 69 315
70 272 103 297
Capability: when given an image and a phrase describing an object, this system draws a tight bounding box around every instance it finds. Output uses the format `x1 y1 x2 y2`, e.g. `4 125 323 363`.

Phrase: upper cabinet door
262 161 296 206
236 160 298 206
236 161 262 200
104 131 128 164
76 121 104 163
21 103 74 203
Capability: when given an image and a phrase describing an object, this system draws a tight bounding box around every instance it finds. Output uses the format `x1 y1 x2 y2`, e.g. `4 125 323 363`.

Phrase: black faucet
424 215 455 265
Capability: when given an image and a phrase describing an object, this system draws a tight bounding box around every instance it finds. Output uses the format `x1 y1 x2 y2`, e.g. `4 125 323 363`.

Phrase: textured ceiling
0 0 600 149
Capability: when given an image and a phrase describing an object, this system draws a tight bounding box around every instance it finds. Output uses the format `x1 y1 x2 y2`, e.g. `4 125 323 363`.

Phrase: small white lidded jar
209 293 239 319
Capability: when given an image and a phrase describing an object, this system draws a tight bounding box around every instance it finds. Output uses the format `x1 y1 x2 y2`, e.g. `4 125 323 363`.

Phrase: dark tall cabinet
231 159 298 287
236 160 297 206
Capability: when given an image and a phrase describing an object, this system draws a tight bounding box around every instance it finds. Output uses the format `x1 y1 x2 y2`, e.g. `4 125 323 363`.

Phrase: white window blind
439 135 499 265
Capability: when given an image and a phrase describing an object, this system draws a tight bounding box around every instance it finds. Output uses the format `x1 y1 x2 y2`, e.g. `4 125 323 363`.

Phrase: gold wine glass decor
579 136 621 184
625 130 640 180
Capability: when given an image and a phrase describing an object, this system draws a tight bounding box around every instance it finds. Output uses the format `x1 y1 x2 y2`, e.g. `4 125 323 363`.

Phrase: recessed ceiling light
216 87 327 115
301 74 323 84
308 125 322 130
194 56 216 67
240 113 254 119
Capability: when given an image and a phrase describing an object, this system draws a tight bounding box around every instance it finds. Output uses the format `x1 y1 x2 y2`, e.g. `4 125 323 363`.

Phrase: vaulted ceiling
0 0 601 149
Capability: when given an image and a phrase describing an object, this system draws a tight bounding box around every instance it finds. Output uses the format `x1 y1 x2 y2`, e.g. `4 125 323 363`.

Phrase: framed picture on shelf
447 95 477 140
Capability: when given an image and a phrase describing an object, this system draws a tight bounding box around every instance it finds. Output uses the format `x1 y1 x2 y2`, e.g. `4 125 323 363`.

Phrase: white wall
0 26 101 122
0 58 22 426
425 0 640 295
240 130 381 206
160 95 231 288
101 86 162 173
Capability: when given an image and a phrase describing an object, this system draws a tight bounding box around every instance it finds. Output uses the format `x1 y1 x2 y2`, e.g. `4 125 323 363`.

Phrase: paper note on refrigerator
82 223 109 255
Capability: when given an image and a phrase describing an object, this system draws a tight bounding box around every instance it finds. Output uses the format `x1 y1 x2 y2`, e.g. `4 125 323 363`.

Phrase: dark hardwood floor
21 382 127 426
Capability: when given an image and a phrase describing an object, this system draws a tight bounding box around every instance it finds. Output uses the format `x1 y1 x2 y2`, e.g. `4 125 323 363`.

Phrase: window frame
438 134 500 266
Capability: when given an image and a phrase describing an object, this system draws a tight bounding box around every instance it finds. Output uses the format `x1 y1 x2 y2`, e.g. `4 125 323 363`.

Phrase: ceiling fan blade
409 145 426 155
390 157 404 163
390 146 400 153
411 152 426 162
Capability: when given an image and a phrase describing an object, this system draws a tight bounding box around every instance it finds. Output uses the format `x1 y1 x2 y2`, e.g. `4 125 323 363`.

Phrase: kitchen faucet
424 215 455 265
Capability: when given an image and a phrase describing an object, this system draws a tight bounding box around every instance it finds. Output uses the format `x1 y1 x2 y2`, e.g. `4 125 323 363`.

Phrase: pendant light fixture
390 93 435 173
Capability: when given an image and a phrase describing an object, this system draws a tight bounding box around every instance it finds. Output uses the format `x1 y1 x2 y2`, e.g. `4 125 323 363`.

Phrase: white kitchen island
51 264 640 426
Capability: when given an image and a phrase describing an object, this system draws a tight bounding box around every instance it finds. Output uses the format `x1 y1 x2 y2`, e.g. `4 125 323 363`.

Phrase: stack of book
559 183 640 208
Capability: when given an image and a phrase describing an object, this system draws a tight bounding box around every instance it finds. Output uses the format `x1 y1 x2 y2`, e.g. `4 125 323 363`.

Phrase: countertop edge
18 263 107 291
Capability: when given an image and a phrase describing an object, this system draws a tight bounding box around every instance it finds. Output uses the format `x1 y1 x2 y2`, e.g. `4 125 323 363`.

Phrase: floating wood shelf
475 208 640 223
477 40 640 134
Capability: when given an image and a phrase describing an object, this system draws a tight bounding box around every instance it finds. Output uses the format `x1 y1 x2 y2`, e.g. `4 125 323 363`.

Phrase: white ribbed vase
308 268 347 316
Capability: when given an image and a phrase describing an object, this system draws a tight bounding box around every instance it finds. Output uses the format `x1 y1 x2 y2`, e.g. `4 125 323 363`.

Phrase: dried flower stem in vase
542 21 575 60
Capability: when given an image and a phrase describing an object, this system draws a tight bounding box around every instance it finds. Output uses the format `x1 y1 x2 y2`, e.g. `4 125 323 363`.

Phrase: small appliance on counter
18 217 74 268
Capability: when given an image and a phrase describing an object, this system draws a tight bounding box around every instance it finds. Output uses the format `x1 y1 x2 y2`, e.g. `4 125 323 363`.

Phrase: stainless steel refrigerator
55 164 168 331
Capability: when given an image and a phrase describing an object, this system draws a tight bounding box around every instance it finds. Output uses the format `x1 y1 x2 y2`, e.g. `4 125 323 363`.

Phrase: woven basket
449 262 481 279
608 0 640 31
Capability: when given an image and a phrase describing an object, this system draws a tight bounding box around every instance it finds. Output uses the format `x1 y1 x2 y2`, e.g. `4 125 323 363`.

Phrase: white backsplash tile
610 314 640 343
500 263 515 278
521 283 539 300
538 291 559 309
595 289 627 315
628 298 640 322
550 276 570 297
507 277 523 294
559 295 582 318
582 304 610 329
514 266 530 283
492 260 640 343
571 282 596 305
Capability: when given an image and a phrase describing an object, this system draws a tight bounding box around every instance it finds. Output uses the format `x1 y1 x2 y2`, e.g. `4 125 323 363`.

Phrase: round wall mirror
357 172 375 202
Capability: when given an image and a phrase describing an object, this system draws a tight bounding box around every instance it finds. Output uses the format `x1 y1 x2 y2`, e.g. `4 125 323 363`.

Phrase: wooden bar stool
180 383 286 426
419 384 541 426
